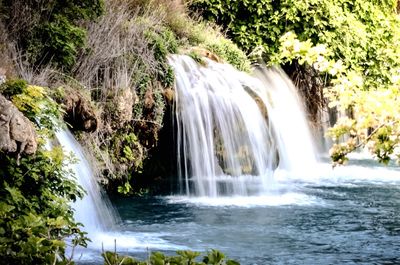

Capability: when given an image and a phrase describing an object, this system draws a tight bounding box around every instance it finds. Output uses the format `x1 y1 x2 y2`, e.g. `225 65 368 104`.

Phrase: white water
253 68 318 174
55 129 117 234
169 55 320 197
48 56 400 264
55 130 183 260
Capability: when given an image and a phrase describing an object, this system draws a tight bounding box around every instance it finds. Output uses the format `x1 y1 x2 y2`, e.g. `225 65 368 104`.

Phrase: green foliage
103 249 239 265
0 79 28 98
145 27 178 88
191 0 400 164
0 78 88 263
0 147 88 264
133 75 150 120
146 28 178 62
176 19 251 72
9 83 63 137
204 37 251 72
40 15 86 68
188 51 206 65
0 147 88 263
106 128 144 195
1 0 104 68
1 78 63 138
191 0 400 85
110 130 143 169
191 0 399 72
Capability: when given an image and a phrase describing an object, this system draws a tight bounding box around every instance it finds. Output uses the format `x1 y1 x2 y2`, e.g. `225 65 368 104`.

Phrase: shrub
0 148 89 264
0 79 88 264
103 249 240 265
1 0 104 69
191 0 400 165
0 78 28 98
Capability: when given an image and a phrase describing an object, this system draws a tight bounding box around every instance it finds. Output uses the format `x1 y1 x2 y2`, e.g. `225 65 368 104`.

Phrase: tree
190 0 400 165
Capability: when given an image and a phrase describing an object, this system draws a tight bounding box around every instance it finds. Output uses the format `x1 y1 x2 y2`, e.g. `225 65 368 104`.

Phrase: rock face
0 94 37 155
163 88 174 106
114 88 136 125
62 88 98 132
188 47 222 63
0 68 6 85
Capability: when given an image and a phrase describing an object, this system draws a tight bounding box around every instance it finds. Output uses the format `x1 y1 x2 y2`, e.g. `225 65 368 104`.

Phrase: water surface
77 161 400 265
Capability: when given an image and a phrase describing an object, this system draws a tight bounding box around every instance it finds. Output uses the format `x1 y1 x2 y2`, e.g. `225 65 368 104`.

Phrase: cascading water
55 129 117 234
52 58 400 264
168 55 320 197
253 68 319 177
55 130 182 263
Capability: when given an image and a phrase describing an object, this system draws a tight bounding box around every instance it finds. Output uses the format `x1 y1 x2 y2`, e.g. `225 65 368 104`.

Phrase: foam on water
165 193 321 207
88 232 184 251
74 231 186 263
165 160 400 207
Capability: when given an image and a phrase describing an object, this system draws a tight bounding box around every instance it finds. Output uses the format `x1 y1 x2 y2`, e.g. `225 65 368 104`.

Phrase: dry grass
73 0 164 98
1 0 244 186
69 0 174 182
0 21 12 74
1 0 43 39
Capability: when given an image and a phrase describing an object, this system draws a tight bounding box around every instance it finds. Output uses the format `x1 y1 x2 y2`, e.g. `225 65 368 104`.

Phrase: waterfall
169 55 319 197
55 129 117 234
253 67 319 174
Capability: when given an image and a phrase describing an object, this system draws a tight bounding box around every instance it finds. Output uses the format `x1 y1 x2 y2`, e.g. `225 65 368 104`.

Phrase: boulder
62 87 98 132
0 94 37 156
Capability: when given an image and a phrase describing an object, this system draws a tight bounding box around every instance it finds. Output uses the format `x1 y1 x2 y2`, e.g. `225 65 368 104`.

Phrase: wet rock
163 88 174 105
0 94 37 156
62 87 98 132
243 86 269 121
187 47 222 63
144 89 155 109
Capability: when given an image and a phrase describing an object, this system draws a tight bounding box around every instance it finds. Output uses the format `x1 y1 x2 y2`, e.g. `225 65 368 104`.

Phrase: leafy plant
0 78 89 263
0 147 89 264
204 37 251 72
102 248 239 265
0 78 27 98
10 83 63 137
1 0 104 68
191 0 400 165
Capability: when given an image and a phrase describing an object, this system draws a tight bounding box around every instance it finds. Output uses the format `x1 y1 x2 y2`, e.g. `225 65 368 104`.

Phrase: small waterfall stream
55 129 117 234
254 68 319 177
169 55 320 197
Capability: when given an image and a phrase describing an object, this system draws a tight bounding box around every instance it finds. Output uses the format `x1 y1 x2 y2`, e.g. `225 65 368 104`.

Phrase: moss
0 79 28 98
2 80 63 137
204 37 251 72
187 50 207 65
168 17 251 72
